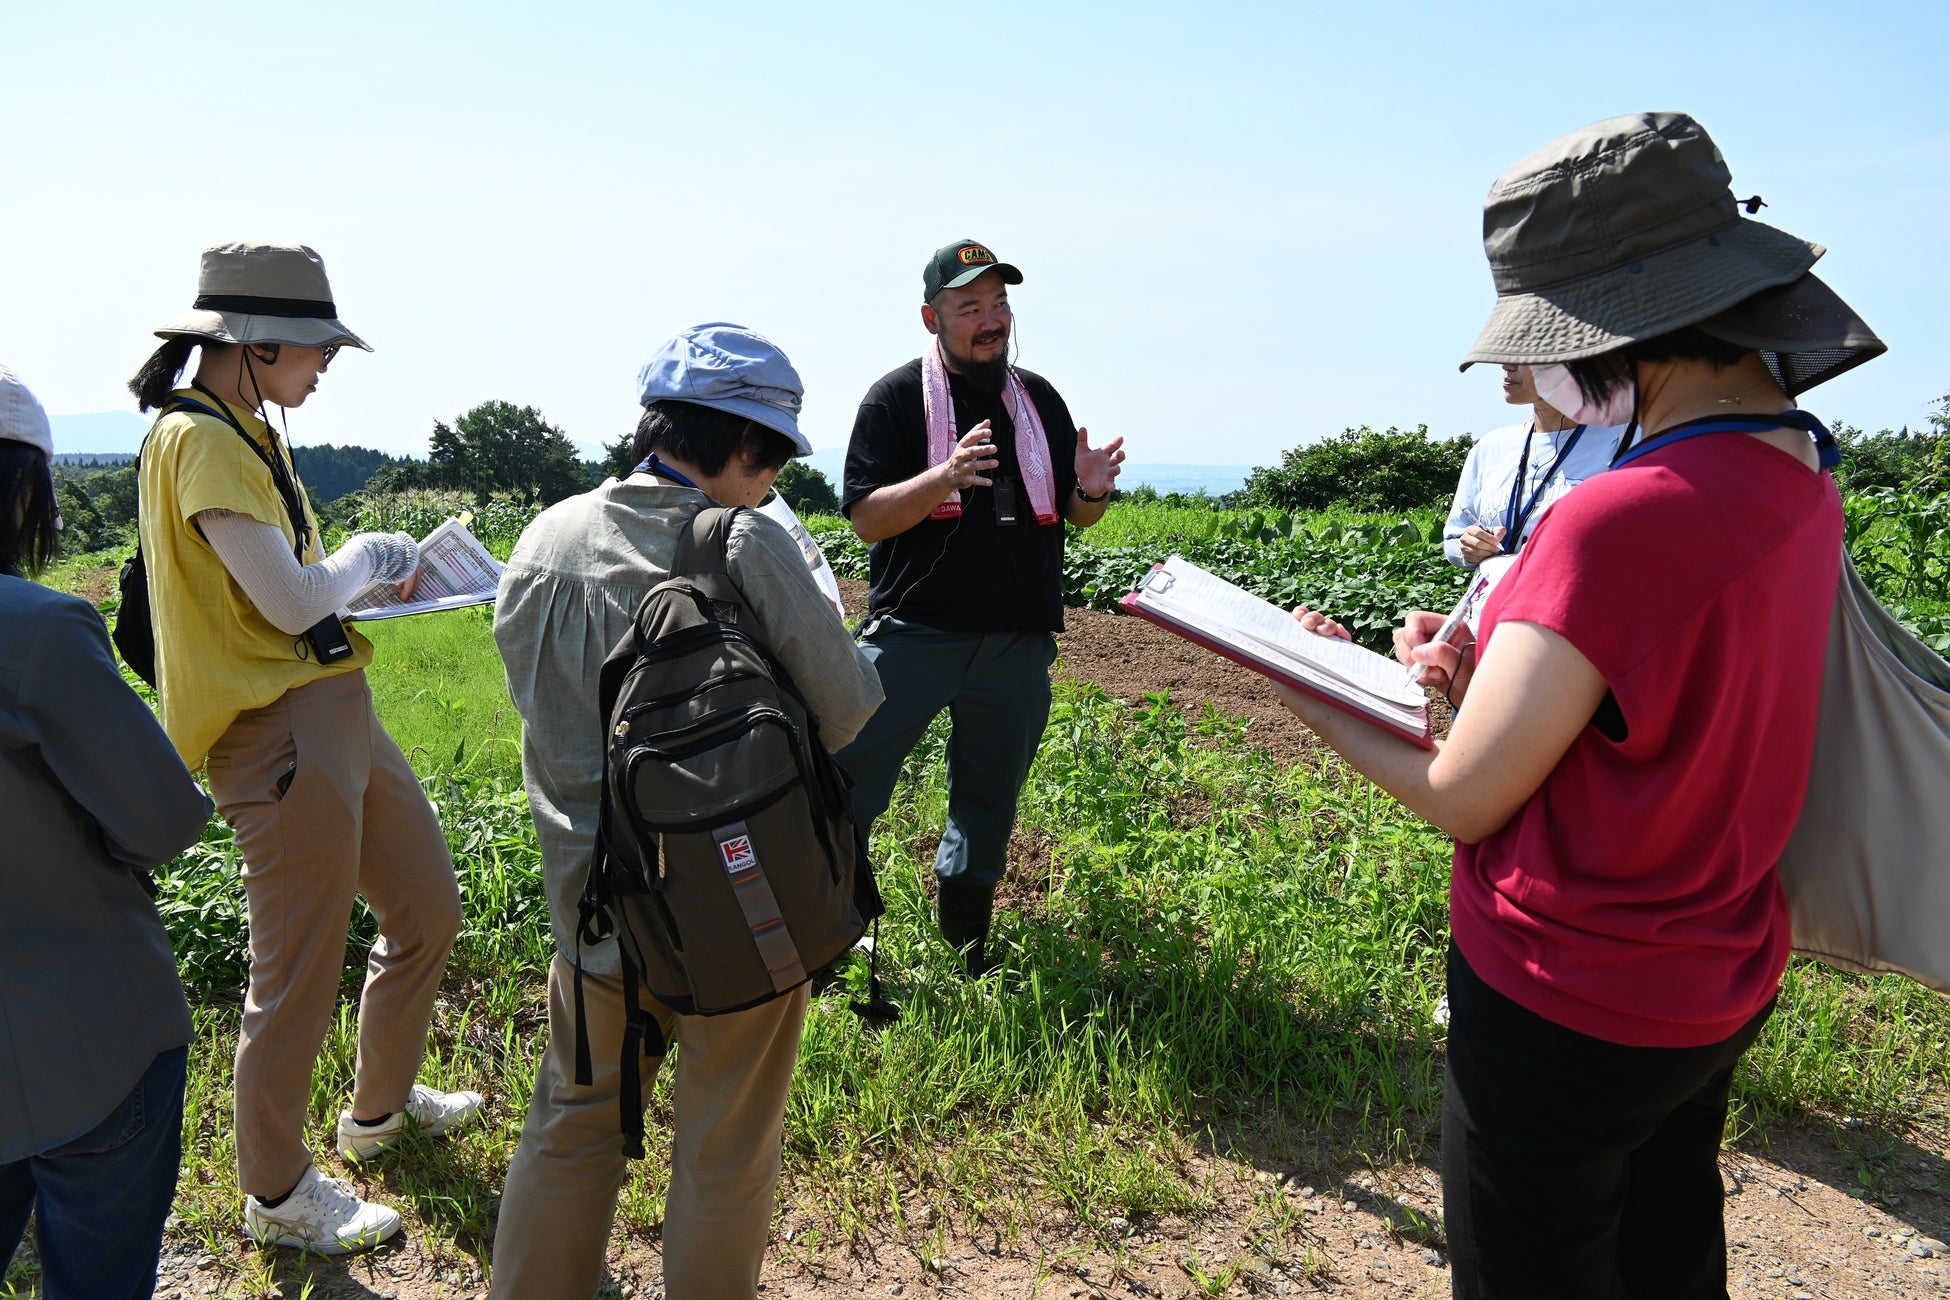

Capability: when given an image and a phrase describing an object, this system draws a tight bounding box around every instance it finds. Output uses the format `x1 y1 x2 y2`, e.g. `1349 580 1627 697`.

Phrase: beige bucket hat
155 241 372 351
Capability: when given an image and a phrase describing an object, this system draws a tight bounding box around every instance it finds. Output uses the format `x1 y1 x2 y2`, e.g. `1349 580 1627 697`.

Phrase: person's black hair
0 443 60 578
1561 326 1754 411
128 337 202 413
630 400 798 477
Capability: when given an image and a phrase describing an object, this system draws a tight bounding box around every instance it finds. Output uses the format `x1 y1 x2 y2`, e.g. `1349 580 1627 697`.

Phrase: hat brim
155 310 372 352
941 262 1024 293
1694 271 1885 396
693 394 813 458
1460 217 1819 370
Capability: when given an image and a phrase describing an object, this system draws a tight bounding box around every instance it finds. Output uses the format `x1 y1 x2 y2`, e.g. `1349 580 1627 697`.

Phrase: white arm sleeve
198 512 419 634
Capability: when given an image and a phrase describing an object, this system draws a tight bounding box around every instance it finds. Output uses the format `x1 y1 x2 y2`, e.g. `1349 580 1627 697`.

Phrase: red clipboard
1120 564 1434 750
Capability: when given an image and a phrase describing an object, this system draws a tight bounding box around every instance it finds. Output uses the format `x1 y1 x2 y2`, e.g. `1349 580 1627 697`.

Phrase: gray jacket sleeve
24 601 211 869
727 513 884 751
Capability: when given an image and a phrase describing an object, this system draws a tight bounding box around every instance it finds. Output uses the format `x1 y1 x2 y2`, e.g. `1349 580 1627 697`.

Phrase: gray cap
636 322 810 457
0 365 52 459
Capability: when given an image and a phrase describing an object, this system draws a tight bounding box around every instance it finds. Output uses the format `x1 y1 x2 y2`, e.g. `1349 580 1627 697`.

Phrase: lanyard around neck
634 453 702 491
1612 411 1841 471
1503 421 1586 542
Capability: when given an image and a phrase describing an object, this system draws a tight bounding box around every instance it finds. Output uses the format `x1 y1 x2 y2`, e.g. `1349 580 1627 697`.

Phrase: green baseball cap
923 240 1023 302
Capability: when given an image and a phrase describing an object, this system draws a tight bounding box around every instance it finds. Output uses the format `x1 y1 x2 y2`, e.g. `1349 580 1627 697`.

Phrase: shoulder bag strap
182 381 312 562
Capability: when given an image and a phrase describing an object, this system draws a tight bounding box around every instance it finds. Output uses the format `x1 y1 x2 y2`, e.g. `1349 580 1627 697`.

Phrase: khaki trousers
206 671 461 1198
488 955 809 1300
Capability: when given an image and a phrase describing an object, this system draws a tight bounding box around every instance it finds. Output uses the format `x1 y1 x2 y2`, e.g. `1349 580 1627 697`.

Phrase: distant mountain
49 411 151 456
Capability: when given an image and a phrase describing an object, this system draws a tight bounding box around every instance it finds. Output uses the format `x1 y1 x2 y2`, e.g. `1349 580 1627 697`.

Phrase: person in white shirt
1442 364 1626 567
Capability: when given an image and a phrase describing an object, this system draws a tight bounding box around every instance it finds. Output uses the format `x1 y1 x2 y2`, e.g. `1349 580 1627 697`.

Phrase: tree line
47 394 1946 557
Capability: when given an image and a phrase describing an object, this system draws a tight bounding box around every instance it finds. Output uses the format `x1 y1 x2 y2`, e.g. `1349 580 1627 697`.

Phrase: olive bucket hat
1462 112 1883 395
154 241 372 352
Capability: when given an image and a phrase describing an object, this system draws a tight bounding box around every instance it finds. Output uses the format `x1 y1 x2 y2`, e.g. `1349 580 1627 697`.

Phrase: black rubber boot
937 878 997 979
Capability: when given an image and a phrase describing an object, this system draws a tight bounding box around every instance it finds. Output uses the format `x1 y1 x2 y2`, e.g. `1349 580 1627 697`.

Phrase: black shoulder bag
113 385 352 686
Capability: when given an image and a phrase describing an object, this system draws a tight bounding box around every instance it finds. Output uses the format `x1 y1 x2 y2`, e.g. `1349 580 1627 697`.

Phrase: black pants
1442 943 1775 1300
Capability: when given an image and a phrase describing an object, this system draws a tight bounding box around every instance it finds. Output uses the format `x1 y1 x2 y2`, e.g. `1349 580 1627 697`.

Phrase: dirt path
147 586 1949 1299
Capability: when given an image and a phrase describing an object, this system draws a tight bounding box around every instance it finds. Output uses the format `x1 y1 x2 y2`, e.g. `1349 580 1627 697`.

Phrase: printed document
756 492 845 616
344 518 503 621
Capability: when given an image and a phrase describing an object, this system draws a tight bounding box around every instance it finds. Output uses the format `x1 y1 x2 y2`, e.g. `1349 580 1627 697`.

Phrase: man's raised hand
1075 427 1125 497
943 421 1000 492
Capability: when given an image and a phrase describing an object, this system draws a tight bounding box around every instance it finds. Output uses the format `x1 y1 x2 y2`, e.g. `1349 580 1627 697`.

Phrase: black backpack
575 505 893 1156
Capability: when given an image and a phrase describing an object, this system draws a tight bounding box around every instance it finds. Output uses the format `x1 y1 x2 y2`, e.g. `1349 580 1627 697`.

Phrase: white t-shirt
1442 420 1626 567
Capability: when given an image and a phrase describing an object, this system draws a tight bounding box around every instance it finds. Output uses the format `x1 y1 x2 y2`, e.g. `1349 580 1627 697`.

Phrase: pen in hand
1407 572 1490 686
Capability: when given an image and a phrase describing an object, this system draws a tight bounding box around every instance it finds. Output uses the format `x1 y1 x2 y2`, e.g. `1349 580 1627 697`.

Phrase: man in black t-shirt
839 239 1124 976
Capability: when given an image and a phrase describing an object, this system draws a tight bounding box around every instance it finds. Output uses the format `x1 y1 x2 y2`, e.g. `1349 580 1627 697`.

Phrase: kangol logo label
959 246 996 266
719 834 755 874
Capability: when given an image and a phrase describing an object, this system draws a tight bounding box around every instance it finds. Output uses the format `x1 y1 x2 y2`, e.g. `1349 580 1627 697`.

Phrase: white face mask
1533 362 1635 427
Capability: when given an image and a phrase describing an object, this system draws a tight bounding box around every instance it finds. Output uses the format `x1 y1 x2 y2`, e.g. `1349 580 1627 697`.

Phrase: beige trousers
488 955 809 1300
206 671 461 1198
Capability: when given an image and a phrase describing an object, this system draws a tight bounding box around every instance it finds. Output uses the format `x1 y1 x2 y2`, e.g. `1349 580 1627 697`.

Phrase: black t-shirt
842 358 1078 633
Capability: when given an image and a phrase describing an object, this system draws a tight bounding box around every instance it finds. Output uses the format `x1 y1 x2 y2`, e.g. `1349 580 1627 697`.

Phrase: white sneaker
335 1082 486 1161
243 1164 402 1255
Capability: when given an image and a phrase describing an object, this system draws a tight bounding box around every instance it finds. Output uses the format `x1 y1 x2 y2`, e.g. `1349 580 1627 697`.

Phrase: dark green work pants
836 619 1057 953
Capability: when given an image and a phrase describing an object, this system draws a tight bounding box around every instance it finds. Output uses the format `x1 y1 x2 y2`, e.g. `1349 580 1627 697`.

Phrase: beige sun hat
154 241 372 351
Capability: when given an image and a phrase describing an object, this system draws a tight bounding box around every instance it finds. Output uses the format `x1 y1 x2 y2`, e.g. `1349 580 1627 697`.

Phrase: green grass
20 503 1950 1295
359 603 523 772
125 637 1950 1295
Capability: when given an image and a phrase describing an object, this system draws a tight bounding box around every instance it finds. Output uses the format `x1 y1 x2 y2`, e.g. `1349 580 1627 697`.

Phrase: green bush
1834 424 1945 495
1238 425 1472 514
775 461 839 515
351 489 542 556
1065 511 1464 651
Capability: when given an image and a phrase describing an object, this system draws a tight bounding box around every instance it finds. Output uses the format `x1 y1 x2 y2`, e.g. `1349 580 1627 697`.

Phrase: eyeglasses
321 344 341 366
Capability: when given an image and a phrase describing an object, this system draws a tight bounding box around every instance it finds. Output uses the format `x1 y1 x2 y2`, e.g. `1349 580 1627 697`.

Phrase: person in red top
1277 112 1886 1299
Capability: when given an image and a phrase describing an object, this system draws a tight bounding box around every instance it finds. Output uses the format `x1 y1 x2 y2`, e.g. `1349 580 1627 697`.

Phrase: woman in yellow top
129 241 482 1255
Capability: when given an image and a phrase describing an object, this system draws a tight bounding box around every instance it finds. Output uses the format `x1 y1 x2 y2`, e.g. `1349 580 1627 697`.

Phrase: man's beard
947 331 1011 390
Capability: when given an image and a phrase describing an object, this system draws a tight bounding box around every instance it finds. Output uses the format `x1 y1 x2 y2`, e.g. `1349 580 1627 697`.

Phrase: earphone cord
864 510 962 632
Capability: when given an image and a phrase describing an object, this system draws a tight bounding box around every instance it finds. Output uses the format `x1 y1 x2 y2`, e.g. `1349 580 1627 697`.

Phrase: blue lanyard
634 453 702 491
1502 422 1587 542
1612 411 1841 471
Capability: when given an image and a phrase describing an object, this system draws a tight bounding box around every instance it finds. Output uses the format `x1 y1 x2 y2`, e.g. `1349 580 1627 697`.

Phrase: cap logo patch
958 246 996 266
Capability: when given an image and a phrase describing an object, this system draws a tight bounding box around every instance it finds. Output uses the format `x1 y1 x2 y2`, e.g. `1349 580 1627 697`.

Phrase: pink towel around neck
921 344 1060 524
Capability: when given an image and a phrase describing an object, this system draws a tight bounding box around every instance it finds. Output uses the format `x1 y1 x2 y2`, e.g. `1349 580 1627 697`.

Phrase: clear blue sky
3 1 1944 464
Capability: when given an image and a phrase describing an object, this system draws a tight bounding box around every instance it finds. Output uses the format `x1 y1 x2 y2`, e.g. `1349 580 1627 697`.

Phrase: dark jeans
836 620 1056 947
1442 945 1774 1300
0 1045 187 1300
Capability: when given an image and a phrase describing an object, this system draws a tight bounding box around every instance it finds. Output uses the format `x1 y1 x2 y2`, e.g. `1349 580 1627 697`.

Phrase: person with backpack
489 322 882 1299
1277 113 1884 1297
127 242 482 1255
1 365 212 1299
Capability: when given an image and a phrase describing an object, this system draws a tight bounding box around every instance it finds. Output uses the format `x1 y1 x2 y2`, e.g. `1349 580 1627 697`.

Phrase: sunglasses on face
321 344 341 366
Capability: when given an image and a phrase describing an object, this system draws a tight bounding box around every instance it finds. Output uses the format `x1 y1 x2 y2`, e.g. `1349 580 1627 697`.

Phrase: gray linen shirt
1 578 211 1162
493 478 884 973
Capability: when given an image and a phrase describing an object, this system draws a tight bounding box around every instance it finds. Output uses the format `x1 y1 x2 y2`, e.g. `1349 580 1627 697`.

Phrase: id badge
993 476 1020 527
